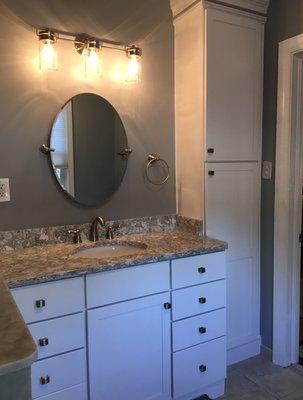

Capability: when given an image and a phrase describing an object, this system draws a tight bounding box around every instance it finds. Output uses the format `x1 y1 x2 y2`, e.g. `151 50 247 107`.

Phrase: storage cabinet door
88 293 171 400
205 163 260 361
205 7 264 162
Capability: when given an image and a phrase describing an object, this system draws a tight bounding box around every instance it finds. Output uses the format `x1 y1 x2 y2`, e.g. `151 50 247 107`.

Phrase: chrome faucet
90 216 106 242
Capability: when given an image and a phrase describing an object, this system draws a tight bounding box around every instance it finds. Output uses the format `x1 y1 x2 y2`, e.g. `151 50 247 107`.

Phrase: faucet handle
68 229 82 244
106 223 120 240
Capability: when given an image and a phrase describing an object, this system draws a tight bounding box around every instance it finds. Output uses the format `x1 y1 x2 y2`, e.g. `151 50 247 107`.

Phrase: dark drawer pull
198 266 206 274
199 326 207 334
39 337 49 347
199 364 207 373
35 299 46 308
164 302 171 310
199 297 207 304
40 376 50 385
208 171 215 176
207 148 214 154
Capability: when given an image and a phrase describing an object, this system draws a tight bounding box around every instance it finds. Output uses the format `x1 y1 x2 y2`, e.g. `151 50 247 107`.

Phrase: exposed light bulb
38 30 58 70
126 46 142 83
84 40 102 78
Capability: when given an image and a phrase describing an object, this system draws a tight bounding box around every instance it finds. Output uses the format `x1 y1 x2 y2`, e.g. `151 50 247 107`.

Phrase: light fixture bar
36 28 140 54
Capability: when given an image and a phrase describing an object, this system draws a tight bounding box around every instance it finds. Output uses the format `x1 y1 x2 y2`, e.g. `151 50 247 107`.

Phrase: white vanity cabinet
173 0 265 365
11 251 226 400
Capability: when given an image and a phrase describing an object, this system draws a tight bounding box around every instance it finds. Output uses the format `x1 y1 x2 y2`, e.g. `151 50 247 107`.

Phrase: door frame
274 33 303 367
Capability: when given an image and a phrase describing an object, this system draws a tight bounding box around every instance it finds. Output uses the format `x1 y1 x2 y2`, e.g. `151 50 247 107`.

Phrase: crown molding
170 0 200 18
170 0 270 17
217 0 270 13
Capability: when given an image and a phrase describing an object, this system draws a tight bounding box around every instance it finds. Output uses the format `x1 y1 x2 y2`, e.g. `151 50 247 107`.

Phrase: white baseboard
227 336 261 365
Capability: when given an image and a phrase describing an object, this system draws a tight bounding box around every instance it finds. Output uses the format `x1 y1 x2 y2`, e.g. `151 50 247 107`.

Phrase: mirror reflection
50 93 129 206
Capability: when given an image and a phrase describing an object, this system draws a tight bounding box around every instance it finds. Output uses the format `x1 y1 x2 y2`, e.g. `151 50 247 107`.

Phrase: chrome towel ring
146 154 170 186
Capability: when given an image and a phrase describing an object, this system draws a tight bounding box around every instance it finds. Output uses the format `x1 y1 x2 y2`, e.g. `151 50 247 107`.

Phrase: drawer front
171 252 226 289
35 383 87 400
12 278 84 323
172 280 226 321
173 337 226 399
28 313 85 360
173 308 226 352
86 261 170 308
31 349 86 399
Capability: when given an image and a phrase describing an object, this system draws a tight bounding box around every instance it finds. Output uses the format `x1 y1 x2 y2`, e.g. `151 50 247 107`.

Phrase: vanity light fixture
126 45 142 83
36 28 142 82
38 30 58 70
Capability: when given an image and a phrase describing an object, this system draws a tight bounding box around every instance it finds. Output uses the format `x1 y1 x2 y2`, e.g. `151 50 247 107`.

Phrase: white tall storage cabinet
172 0 268 365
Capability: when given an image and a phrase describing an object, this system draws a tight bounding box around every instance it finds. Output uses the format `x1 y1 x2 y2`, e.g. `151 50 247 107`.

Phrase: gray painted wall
261 0 303 348
0 0 175 230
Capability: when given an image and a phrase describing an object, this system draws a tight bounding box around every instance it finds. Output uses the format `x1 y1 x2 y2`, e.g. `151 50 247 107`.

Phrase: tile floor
218 353 303 400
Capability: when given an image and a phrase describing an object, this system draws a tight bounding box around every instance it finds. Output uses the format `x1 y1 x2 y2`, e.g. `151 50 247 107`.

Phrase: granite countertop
0 279 37 376
0 226 226 376
0 229 227 288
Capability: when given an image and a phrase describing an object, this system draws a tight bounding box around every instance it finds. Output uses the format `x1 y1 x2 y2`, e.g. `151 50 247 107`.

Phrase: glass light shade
126 54 141 83
85 47 102 78
39 39 58 70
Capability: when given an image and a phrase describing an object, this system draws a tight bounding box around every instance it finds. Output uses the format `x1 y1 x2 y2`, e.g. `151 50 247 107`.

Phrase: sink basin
72 243 147 259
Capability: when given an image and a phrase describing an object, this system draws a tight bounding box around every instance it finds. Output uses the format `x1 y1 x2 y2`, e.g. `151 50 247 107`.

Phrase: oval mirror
49 93 130 206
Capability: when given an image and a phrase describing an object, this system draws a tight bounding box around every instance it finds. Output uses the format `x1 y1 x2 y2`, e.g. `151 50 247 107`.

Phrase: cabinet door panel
205 163 259 262
205 8 263 161
205 163 260 356
88 293 171 400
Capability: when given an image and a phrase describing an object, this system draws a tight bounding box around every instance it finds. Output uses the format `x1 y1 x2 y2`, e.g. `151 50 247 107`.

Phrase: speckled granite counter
0 279 37 376
0 230 227 288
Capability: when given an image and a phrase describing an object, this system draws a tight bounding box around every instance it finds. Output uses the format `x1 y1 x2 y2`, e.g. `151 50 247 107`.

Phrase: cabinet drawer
86 261 170 308
173 308 226 352
173 337 226 399
35 383 87 400
171 252 226 289
172 280 226 321
28 313 85 360
31 349 86 399
12 278 84 323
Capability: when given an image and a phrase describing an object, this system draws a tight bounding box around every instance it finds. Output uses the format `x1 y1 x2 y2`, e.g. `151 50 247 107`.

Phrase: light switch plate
0 178 10 202
262 161 272 180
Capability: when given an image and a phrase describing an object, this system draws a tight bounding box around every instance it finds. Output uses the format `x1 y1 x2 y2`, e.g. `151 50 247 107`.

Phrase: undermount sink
72 242 147 259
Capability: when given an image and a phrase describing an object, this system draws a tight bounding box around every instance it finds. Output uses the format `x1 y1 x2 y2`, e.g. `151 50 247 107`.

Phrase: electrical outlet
0 178 10 202
262 161 272 180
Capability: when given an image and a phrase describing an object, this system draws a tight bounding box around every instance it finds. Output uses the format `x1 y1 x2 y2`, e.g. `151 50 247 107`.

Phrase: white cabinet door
205 7 264 162
88 293 171 400
205 163 260 363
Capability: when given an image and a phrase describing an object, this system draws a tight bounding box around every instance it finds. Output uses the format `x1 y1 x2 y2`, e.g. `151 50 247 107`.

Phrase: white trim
170 0 269 17
274 33 303 367
215 0 269 14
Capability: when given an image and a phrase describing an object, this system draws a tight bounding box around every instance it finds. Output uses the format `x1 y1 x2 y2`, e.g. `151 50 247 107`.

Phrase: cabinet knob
164 302 171 310
198 266 206 274
35 299 46 308
199 327 207 334
199 364 207 373
39 337 49 347
208 171 215 176
207 148 214 154
199 297 207 304
40 376 50 385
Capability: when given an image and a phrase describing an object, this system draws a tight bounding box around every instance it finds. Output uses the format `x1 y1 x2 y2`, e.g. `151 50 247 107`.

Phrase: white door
205 162 260 364
88 293 171 400
205 7 264 162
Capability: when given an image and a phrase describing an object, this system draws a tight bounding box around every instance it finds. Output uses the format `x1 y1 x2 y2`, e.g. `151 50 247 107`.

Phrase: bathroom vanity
1 226 227 400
